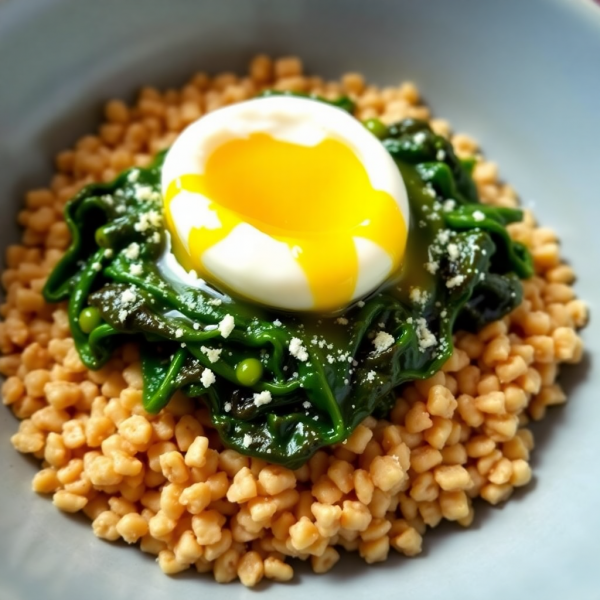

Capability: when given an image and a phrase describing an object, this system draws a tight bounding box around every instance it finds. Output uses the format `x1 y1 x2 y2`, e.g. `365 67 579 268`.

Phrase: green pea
79 306 102 334
236 358 263 387
95 227 109 247
363 117 388 140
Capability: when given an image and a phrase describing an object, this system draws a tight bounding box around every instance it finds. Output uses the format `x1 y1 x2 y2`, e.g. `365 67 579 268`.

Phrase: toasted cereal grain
0 56 586 586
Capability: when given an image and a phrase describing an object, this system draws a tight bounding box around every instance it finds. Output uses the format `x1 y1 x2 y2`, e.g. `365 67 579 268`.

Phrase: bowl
1 1 599 599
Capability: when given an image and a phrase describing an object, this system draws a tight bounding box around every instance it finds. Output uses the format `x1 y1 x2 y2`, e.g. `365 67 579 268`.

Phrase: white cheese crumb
134 215 149 233
218 314 235 338
446 274 466 289
118 309 128 322
443 199 456 212
414 131 427 144
127 170 139 183
103 249 113 258
193 323 200 330
357 300 365 308
335 317 349 325
200 346 222 363
200 369 216 388
437 229 451 244
425 261 439 274
447 243 460 261
242 433 253 447
208 298 222 306
436 149 446 161
302 401 311 409
273 319 282 327
372 331 395 353
148 210 162 227
415 317 437 351
124 242 140 260
134 210 163 233
121 288 136 305
253 391 272 407
174 328 184 338
366 370 376 382
136 185 154 201
410 287 429 306
289 337 308 362
91 262 102 272
224 402 232 413
473 210 485 222
129 263 143 276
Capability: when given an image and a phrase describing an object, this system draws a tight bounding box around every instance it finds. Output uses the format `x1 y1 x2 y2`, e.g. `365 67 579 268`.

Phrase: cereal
1 54 585 587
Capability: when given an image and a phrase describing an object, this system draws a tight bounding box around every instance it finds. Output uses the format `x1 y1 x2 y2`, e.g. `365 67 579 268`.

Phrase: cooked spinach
43 105 532 468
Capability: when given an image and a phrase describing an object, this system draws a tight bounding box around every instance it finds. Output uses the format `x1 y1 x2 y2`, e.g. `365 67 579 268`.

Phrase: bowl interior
1 1 599 599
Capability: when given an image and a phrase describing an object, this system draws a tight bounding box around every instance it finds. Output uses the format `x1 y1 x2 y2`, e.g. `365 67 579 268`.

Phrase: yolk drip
164 132 407 312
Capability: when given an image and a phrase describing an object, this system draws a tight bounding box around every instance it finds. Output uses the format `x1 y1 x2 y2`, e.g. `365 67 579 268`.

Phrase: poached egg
161 95 409 312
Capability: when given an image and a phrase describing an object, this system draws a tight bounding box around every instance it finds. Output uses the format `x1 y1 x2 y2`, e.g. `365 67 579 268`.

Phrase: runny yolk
164 132 407 312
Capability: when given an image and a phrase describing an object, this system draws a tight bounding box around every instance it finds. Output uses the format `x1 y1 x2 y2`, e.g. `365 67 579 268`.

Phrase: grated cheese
253 391 272 407
124 242 140 260
121 288 136 305
289 337 308 362
200 346 222 363
129 264 143 276
443 199 456 212
200 369 216 388
372 331 394 353
446 274 466 289
415 317 437 351
410 287 429 306
447 243 459 261
218 314 235 338
425 261 439 274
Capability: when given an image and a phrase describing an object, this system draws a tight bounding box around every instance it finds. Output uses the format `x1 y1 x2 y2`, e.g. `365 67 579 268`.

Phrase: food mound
1 55 586 587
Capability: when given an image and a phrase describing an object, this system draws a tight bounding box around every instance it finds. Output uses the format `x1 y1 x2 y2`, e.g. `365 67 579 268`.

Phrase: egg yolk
164 132 407 312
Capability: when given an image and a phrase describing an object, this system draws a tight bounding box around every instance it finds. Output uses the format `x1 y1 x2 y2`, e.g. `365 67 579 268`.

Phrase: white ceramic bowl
1 1 599 599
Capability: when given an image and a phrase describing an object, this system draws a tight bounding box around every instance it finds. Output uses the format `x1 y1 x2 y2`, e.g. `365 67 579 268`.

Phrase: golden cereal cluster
0 55 587 587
